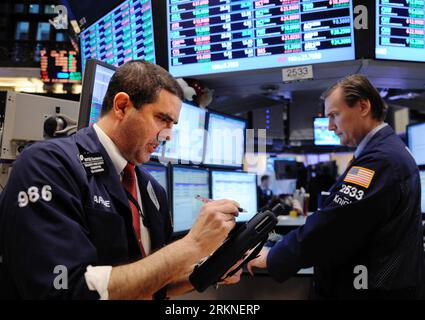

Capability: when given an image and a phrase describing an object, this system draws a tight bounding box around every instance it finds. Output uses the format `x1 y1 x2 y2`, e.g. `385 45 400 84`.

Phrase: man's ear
359 99 372 118
112 92 132 120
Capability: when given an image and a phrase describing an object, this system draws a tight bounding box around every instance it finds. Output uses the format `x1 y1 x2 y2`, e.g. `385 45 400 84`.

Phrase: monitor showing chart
141 163 168 194
211 170 257 222
155 102 206 164
167 0 356 77
375 0 425 62
172 166 210 233
314 117 340 146
204 112 246 168
80 0 156 69
78 59 116 128
88 64 115 126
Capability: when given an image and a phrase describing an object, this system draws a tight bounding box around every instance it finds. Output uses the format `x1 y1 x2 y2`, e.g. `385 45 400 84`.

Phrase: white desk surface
277 214 310 226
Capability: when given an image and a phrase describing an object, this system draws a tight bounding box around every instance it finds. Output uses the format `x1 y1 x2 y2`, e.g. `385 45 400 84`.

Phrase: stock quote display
80 0 155 70
376 0 425 62
168 0 356 77
40 49 82 83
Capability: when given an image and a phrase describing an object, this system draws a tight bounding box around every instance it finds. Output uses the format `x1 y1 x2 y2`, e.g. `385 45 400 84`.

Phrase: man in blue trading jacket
0 61 241 299
248 74 425 299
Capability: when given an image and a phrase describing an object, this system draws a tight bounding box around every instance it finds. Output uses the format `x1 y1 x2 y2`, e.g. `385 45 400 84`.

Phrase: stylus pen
195 195 247 213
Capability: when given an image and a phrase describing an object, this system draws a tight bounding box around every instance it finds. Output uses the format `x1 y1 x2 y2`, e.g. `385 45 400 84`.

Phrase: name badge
147 181 160 211
79 152 107 176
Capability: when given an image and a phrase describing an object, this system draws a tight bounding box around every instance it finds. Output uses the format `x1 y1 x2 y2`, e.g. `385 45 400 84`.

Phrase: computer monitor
211 170 257 223
78 59 116 129
274 160 299 180
314 117 340 146
167 0 356 77
79 0 156 70
171 166 210 233
375 0 425 63
155 102 207 164
420 170 425 214
204 111 247 168
140 163 168 194
407 122 425 166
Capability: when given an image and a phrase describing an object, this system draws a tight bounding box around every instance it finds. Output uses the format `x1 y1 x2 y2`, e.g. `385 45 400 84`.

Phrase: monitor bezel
170 164 211 236
313 116 341 146
203 109 247 170
210 168 258 224
77 59 117 130
166 1 357 77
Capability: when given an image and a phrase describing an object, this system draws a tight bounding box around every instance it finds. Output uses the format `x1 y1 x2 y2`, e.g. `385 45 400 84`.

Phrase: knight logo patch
343 166 375 189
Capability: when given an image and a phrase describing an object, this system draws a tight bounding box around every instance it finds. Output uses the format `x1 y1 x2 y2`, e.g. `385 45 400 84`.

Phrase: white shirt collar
354 122 388 159
93 123 127 176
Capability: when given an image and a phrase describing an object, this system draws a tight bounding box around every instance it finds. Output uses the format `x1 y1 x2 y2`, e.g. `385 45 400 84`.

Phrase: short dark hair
321 74 388 121
101 60 184 115
261 175 270 182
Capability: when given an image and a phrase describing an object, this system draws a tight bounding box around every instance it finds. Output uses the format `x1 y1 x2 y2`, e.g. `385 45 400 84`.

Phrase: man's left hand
218 259 244 285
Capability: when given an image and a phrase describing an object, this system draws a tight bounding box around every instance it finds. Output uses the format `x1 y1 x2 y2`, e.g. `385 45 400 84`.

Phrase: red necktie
122 163 146 257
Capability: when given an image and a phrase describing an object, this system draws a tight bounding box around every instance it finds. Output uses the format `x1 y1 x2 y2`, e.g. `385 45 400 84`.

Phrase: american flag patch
343 166 375 189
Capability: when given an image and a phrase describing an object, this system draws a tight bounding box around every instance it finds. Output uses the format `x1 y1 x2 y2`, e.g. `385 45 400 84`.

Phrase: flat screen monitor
154 102 207 164
375 0 425 62
211 170 257 223
407 122 425 166
314 117 340 146
80 0 156 70
140 163 168 194
40 49 82 83
204 111 246 168
274 160 299 180
78 59 116 129
420 170 425 214
167 0 356 77
171 166 210 233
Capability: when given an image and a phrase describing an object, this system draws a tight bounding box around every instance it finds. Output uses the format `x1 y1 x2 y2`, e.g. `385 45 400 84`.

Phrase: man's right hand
185 199 240 258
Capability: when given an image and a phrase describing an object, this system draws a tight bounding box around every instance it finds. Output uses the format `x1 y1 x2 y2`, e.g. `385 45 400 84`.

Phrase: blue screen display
420 170 425 213
141 163 168 194
80 0 155 70
314 117 340 146
88 64 116 126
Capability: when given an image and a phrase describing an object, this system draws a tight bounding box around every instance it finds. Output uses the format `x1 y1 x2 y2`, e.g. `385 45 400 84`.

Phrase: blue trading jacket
0 126 172 299
268 125 425 299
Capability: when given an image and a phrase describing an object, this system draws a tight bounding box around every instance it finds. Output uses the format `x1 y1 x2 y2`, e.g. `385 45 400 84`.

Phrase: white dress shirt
354 122 388 159
84 124 151 300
